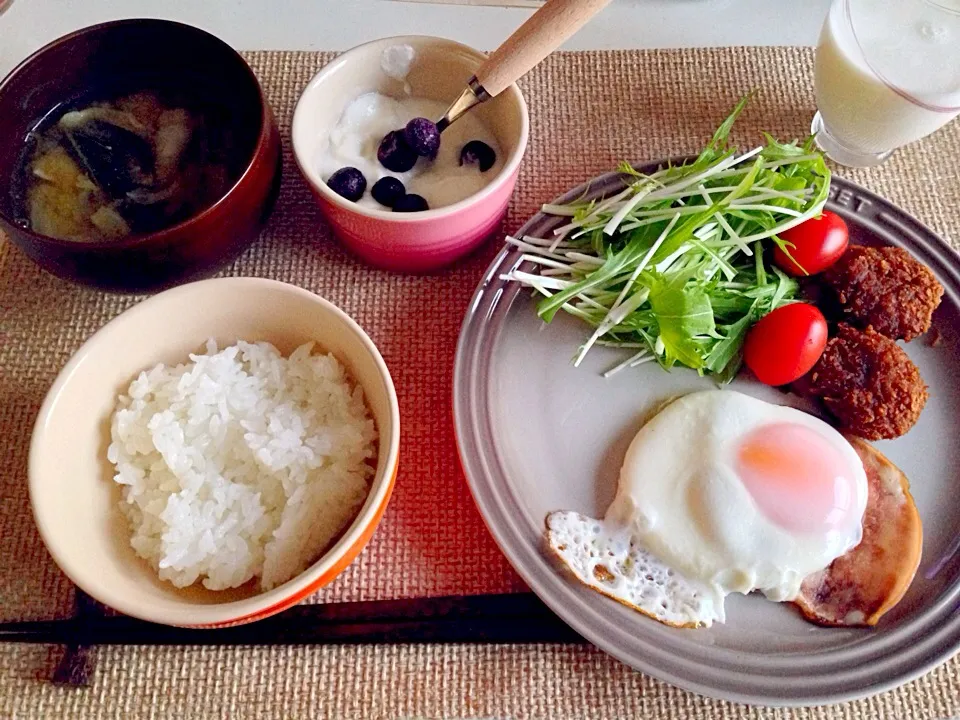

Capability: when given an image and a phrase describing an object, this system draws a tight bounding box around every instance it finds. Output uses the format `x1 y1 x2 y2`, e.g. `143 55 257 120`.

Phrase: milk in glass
814 0 960 157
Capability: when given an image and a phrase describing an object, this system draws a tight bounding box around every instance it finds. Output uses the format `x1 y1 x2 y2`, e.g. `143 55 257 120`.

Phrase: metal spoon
436 0 614 133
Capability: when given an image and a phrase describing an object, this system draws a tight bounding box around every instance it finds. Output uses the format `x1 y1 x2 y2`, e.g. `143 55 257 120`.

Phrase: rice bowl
29 277 399 627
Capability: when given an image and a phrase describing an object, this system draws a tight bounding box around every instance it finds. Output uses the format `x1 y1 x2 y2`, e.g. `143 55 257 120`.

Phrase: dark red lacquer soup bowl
0 19 281 292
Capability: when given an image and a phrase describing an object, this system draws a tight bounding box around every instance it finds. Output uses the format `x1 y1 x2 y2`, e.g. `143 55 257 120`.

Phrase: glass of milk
812 0 960 167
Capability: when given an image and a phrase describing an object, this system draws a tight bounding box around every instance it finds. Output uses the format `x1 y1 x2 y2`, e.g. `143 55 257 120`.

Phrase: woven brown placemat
1 47 959 717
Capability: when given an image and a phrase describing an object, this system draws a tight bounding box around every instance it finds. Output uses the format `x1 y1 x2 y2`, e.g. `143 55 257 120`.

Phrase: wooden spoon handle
474 0 613 98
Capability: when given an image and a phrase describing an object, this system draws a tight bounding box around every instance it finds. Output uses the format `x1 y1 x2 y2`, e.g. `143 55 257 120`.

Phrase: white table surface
0 0 830 78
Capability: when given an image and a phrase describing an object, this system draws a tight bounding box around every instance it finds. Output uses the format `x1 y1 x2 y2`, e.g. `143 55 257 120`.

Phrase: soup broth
17 91 235 242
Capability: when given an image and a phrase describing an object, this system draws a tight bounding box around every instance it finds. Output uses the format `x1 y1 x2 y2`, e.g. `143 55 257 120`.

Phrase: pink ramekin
291 36 529 273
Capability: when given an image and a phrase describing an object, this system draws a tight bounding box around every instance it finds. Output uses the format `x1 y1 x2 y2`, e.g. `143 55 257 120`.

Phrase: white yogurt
319 93 504 211
318 44 504 211
380 44 415 82
319 44 505 210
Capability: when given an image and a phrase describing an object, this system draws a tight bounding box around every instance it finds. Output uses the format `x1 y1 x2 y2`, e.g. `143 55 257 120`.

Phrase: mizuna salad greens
503 95 831 382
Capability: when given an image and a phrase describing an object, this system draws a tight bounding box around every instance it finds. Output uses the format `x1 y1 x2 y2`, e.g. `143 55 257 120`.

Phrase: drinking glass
811 0 960 167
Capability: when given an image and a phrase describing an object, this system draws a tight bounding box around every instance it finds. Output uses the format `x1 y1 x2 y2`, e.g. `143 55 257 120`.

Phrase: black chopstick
4 592 584 686
0 593 584 646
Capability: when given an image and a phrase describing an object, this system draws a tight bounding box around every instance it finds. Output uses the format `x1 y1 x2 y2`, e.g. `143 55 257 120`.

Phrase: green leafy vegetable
649 275 714 370
502 93 830 380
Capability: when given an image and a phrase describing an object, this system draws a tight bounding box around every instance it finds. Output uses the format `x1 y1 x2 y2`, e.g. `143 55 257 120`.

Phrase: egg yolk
734 422 861 534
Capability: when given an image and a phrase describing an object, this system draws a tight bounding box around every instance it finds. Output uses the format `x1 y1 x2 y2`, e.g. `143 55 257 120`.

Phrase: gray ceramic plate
453 164 960 706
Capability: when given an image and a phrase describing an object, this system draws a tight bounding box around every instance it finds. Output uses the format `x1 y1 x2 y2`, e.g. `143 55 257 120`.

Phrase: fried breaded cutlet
822 246 944 342
796 324 928 440
795 437 922 627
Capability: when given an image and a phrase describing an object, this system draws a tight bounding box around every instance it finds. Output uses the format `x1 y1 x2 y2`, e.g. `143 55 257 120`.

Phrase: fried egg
547 390 869 627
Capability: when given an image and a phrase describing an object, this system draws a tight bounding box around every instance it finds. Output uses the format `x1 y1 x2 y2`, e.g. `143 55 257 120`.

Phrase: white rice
107 340 378 592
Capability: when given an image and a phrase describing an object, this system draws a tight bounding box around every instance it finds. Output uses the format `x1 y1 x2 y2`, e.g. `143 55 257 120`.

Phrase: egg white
546 510 725 627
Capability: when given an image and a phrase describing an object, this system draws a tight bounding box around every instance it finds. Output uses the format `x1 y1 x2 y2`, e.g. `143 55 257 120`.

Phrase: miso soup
18 92 234 242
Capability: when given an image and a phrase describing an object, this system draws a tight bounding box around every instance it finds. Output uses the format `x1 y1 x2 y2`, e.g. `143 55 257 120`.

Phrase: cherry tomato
743 303 828 386
773 210 849 276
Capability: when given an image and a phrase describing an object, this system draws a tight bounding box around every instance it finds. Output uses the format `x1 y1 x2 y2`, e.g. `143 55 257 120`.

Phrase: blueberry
403 117 441 158
393 194 429 213
377 130 418 172
327 167 366 201
459 140 497 172
370 176 406 208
